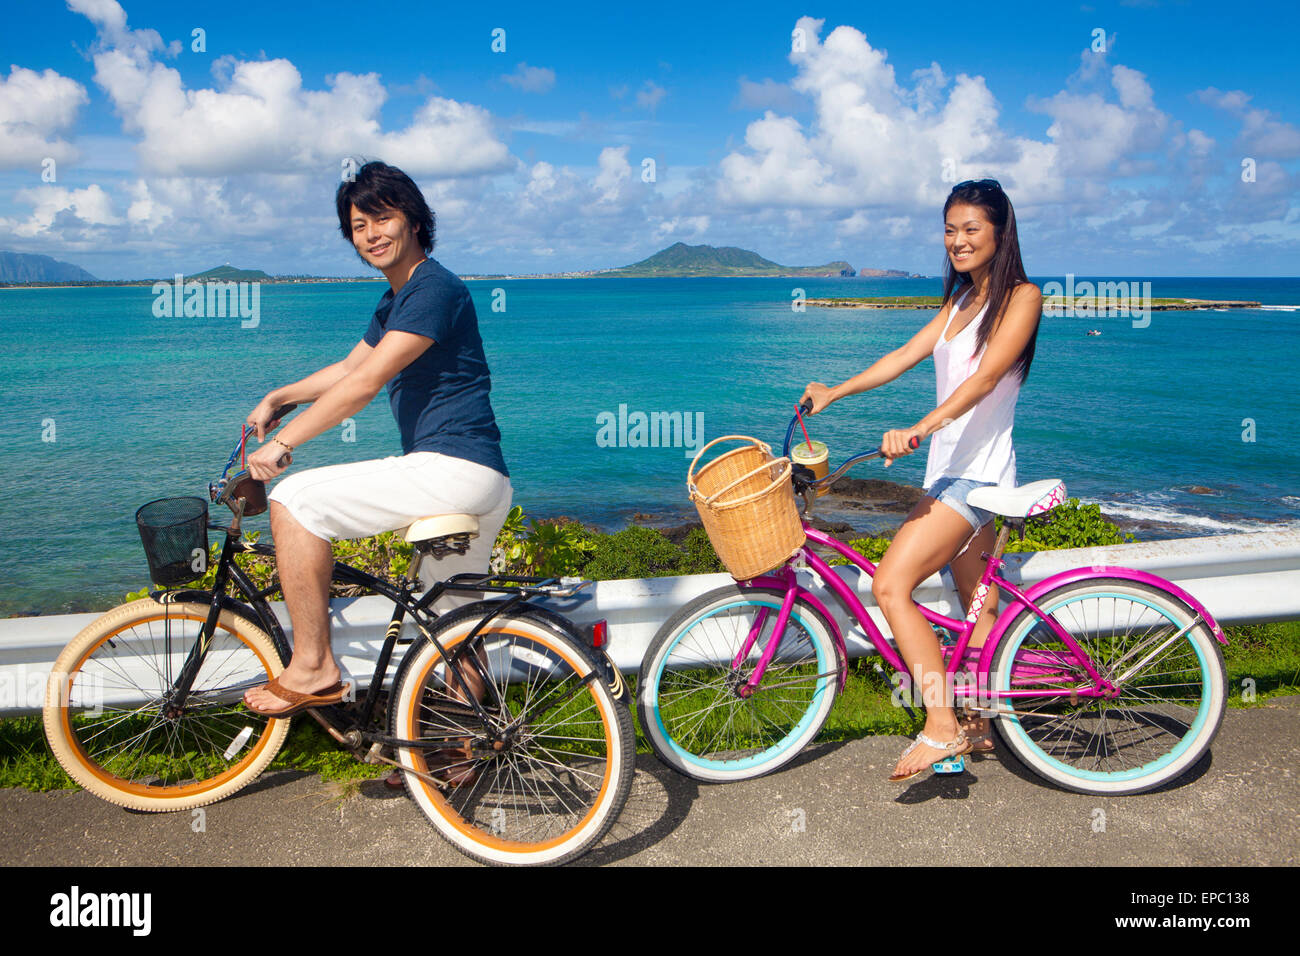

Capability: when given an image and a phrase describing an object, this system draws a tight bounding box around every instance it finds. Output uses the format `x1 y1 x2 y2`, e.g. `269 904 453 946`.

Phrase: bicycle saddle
965 479 1067 518
404 514 480 544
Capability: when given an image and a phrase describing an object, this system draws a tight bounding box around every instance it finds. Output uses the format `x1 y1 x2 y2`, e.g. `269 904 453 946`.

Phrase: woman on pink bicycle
801 179 1042 781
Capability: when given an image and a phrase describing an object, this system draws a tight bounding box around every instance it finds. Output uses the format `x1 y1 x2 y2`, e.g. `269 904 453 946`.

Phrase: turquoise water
2 275 1298 614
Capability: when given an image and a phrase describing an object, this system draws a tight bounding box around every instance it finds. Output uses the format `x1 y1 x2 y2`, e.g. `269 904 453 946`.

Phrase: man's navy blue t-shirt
362 258 508 477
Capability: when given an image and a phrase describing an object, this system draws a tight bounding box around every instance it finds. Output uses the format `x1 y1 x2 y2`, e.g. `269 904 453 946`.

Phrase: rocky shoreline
806 297 1262 311
607 475 1215 544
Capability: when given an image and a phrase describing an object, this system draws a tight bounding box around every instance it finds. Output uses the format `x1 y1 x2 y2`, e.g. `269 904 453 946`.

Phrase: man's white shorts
268 452 513 594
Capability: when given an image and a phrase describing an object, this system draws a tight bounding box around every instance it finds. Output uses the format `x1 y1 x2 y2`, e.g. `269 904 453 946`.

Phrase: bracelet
270 437 294 453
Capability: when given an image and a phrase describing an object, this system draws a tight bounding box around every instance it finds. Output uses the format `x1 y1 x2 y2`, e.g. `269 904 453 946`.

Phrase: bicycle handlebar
783 405 919 507
210 403 300 515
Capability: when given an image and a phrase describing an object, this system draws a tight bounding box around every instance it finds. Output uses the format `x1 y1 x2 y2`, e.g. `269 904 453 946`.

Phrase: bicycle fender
744 576 849 692
147 588 268 634
514 603 630 705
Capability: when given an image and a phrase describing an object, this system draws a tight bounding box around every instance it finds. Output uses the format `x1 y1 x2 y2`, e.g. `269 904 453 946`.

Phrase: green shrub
581 526 689 580
678 527 725 575
1002 497 1135 552
493 505 596 578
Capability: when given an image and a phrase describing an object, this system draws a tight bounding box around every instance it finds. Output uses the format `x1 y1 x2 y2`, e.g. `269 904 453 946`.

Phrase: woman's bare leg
873 497 983 778
948 520 998 750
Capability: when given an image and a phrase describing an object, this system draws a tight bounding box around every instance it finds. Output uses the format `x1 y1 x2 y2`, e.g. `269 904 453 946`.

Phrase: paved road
4 697 1296 867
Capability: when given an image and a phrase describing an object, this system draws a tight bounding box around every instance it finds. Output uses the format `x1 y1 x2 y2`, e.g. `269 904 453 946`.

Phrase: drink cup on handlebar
789 440 830 496
227 469 269 516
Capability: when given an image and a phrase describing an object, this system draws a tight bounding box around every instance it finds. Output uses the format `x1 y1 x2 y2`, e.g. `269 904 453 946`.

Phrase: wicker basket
687 436 806 580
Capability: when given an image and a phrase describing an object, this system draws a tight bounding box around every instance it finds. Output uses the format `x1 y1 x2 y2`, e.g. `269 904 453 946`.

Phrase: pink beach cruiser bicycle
636 405 1228 795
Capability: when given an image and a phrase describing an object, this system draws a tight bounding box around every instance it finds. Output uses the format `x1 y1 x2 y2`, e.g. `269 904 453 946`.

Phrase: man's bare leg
243 501 343 712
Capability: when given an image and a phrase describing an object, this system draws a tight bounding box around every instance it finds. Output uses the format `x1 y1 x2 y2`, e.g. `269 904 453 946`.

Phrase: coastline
2 480 1291 618
806 296 1264 311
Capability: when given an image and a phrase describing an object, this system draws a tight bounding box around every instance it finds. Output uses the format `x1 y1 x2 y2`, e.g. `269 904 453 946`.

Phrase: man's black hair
336 160 435 253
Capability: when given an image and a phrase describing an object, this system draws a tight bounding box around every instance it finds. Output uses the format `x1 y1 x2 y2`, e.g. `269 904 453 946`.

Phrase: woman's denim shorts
925 476 997 533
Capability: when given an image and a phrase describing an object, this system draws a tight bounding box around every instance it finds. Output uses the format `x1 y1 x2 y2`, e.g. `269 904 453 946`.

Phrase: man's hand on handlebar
246 398 298 442
246 440 292 481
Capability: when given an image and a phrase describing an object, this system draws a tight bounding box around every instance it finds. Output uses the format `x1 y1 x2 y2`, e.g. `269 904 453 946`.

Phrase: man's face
350 203 418 269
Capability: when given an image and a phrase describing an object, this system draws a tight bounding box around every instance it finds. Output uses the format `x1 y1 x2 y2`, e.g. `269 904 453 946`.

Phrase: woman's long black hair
940 180 1039 382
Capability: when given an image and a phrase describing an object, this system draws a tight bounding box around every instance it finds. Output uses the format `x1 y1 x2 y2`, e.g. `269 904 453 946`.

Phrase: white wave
1091 500 1295 534
1257 305 1300 311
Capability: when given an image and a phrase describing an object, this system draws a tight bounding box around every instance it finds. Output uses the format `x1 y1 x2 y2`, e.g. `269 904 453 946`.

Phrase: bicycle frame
159 518 602 758
741 523 1228 707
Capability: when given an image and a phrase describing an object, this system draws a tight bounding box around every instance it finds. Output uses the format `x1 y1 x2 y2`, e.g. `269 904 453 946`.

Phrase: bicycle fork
732 566 839 697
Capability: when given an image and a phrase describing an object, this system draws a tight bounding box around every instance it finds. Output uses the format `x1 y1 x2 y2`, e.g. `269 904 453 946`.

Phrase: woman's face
944 202 997 275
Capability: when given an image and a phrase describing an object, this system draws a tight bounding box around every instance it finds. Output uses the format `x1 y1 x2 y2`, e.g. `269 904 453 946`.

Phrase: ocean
2 274 1297 615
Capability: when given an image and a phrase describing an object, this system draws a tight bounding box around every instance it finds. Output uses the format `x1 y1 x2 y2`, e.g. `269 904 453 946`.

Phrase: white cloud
0 66 89 167
593 146 633 204
4 183 120 237
718 18 1194 217
70 0 513 178
654 215 710 240
636 81 666 112
1198 87 1300 160
719 18 1063 210
1030 63 1167 177
502 62 556 94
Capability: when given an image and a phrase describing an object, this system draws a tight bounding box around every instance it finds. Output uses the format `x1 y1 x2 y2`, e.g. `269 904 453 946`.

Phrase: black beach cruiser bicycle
43 412 635 866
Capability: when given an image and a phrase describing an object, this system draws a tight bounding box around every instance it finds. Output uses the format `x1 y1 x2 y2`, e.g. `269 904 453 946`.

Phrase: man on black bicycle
242 161 512 718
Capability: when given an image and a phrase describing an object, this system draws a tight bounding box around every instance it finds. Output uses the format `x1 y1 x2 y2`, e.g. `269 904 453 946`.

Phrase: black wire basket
136 496 210 586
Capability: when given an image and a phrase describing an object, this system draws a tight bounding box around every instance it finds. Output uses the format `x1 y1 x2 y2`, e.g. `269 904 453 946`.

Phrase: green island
0 245 916 285
807 295 1263 310
2 498 1296 790
596 242 867 278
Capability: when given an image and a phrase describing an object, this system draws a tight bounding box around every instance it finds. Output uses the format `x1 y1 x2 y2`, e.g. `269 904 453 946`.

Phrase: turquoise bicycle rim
650 597 835 773
998 589 1213 783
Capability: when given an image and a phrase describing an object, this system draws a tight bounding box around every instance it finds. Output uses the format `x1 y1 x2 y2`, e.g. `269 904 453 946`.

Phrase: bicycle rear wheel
43 599 290 811
388 604 634 866
989 577 1226 795
637 585 841 783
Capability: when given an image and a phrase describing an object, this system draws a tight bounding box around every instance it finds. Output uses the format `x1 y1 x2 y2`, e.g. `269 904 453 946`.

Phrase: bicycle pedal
931 755 966 774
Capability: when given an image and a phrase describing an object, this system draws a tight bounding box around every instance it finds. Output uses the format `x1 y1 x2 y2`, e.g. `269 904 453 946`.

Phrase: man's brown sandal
243 678 350 718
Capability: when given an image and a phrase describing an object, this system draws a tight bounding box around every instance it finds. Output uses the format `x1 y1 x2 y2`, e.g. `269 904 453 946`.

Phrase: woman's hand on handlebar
800 382 834 415
880 427 924 467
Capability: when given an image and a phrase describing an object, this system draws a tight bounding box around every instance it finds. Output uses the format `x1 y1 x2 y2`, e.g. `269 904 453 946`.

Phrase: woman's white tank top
922 285 1019 489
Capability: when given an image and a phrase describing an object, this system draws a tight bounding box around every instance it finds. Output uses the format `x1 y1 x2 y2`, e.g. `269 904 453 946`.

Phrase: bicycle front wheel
389 604 635 866
989 577 1226 795
637 585 841 783
43 599 291 811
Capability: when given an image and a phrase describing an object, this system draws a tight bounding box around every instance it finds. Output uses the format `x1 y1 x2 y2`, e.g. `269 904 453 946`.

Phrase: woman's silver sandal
888 729 970 782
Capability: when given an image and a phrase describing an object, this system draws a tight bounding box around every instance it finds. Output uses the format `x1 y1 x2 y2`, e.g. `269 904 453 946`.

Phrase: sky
1 0 1297 279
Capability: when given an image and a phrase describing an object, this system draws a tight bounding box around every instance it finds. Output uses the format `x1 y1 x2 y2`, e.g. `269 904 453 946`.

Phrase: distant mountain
0 251 97 284
190 264 271 281
601 242 856 277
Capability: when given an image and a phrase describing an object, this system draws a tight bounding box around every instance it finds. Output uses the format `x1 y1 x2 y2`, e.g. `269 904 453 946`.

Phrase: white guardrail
2 529 1297 717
